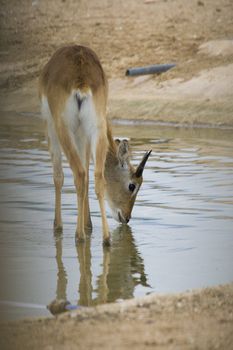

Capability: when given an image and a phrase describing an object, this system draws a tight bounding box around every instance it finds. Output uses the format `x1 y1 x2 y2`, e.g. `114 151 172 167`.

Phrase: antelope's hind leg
84 144 92 232
56 122 87 242
47 120 64 232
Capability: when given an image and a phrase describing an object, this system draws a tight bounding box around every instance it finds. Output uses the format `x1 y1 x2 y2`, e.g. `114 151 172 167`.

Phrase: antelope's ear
114 138 121 146
117 139 130 168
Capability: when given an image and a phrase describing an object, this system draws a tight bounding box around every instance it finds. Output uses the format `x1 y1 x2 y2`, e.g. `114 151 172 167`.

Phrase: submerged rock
47 299 71 315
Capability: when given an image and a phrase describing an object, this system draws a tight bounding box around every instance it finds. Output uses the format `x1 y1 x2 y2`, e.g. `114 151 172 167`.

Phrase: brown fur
39 45 150 245
39 45 107 96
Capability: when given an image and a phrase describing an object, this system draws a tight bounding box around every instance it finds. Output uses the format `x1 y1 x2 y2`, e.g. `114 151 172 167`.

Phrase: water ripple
0 116 233 320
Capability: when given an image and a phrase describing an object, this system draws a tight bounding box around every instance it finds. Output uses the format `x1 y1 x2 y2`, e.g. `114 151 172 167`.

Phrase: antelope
39 45 151 245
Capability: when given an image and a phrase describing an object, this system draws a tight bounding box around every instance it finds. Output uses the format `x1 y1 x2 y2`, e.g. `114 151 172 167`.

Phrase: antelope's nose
125 215 131 223
118 211 131 224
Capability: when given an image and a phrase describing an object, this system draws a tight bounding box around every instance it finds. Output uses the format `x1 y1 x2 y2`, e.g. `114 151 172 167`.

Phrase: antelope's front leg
94 134 110 246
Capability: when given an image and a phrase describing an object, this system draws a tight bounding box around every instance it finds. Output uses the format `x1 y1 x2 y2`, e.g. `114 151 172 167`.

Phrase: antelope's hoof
53 220 63 233
103 237 111 247
85 223 93 234
75 232 85 244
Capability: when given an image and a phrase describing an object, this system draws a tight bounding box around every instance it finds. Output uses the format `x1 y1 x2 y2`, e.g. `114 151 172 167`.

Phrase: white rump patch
40 90 102 167
62 89 101 165
61 89 95 132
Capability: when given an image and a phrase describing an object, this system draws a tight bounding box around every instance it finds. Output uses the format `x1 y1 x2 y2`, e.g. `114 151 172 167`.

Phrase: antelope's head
105 139 151 224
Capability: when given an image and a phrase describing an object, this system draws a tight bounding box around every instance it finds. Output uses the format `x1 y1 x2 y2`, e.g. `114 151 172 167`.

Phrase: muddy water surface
0 113 233 321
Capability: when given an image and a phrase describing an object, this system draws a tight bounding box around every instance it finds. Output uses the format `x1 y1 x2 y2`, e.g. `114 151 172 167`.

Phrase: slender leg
102 247 110 302
54 232 67 300
84 144 92 232
47 121 64 231
57 124 87 242
76 239 92 306
93 133 110 245
96 247 110 303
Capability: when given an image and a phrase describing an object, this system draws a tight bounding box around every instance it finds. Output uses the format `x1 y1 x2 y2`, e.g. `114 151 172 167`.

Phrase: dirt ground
0 0 233 349
1 284 233 350
0 0 233 125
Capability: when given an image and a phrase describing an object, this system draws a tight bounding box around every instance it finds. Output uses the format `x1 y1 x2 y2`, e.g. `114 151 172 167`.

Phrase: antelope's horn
135 150 152 178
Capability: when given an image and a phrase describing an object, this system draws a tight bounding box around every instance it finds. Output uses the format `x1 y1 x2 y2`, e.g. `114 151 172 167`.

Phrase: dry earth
1 284 233 350
0 1 233 349
0 0 233 126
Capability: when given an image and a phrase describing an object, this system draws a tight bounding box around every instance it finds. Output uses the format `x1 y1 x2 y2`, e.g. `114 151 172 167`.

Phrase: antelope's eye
128 183 136 192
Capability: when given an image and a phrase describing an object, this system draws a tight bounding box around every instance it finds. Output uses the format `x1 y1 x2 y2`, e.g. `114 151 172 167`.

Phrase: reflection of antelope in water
53 225 149 306
54 232 68 301
95 225 150 304
39 45 151 245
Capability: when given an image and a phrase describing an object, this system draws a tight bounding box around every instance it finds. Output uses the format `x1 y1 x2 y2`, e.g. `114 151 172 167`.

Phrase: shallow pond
0 113 233 321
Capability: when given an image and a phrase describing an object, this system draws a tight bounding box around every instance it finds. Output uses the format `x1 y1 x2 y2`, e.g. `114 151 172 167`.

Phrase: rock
198 40 233 57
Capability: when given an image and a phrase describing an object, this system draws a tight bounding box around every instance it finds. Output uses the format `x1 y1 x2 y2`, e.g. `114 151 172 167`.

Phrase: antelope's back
39 45 108 99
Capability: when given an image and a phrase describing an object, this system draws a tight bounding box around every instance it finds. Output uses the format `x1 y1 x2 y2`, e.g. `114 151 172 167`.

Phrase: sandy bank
1 283 233 350
1 58 233 128
1 0 233 127
108 62 233 127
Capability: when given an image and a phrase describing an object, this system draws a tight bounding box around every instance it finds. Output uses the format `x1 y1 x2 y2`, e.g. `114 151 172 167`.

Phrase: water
0 113 233 321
